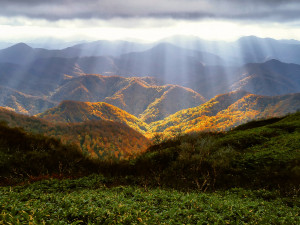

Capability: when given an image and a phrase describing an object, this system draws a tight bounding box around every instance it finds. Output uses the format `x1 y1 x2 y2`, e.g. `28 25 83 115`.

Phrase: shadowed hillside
0 86 56 115
0 122 100 182
229 59 300 96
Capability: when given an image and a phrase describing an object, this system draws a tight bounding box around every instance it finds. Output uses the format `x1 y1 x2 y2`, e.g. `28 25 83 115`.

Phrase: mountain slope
0 121 100 179
138 111 300 190
230 59 300 96
117 43 223 83
50 74 130 102
139 85 206 123
0 69 206 120
51 74 206 122
0 86 56 115
150 91 300 135
37 101 149 134
0 107 149 159
0 60 81 96
0 43 36 65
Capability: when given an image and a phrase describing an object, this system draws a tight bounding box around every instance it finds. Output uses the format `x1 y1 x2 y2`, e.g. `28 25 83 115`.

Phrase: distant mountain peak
6 42 32 51
264 59 284 65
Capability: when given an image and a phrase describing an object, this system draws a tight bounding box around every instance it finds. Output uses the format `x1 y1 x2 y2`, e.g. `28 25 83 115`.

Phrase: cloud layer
1 0 300 21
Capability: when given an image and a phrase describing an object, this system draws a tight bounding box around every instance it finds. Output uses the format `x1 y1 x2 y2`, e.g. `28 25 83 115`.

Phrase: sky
1 0 300 43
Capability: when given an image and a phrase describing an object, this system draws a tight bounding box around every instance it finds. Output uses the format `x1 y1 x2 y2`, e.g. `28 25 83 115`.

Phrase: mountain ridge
149 90 300 135
0 106 149 159
37 100 149 134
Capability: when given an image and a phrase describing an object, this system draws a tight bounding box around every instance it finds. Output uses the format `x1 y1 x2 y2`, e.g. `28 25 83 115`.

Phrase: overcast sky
1 0 300 42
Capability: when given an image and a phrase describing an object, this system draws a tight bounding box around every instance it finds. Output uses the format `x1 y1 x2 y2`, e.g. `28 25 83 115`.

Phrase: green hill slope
134 112 300 190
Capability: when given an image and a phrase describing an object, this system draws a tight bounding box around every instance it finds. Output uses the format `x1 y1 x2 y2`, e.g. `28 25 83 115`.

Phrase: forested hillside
0 107 149 160
1 110 299 192
150 91 300 136
37 100 149 134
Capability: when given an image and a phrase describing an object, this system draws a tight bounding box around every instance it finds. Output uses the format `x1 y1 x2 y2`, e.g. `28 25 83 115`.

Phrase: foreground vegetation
133 112 300 191
1 175 299 224
1 112 300 191
0 112 299 223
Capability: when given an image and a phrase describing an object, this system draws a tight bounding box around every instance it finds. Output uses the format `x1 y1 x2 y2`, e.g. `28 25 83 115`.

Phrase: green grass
1 175 299 224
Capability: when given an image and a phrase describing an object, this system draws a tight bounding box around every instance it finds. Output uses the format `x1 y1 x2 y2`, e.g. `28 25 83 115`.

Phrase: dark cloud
0 0 300 22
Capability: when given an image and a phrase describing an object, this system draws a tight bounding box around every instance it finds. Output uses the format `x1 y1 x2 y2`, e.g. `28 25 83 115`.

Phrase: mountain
5 36 300 67
182 59 300 99
0 86 56 114
150 90 300 135
0 107 149 159
0 43 35 65
233 36 300 65
229 59 300 96
0 56 119 96
0 42 14 50
0 41 152 65
0 60 79 96
117 43 224 83
27 39 87 49
70 40 153 57
162 35 300 65
0 68 206 121
1 37 300 119
50 74 131 102
37 101 149 134
138 85 206 123
104 79 206 122
50 74 206 122
0 43 77 65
